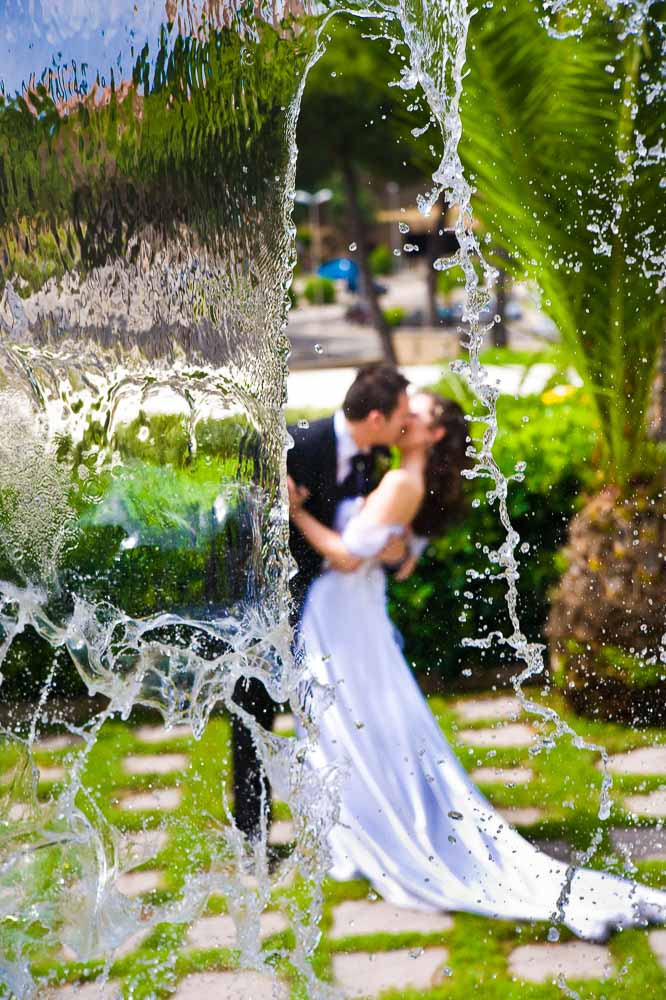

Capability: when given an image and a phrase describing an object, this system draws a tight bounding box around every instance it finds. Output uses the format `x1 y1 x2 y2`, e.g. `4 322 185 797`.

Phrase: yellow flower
541 384 578 405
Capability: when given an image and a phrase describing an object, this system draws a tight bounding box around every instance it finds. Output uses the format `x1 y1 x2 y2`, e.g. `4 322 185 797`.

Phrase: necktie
338 452 372 499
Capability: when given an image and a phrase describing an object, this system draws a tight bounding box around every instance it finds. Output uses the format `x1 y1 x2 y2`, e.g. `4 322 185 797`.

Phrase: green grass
4 693 666 997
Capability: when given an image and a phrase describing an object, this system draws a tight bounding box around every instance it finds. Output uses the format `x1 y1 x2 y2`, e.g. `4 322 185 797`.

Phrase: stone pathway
268 820 295 846
330 899 453 939
135 724 192 744
38 764 66 783
458 723 535 748
273 714 295 735
187 910 289 949
606 746 666 775
117 870 164 897
173 971 288 999
508 941 614 982
624 788 666 818
122 752 188 776
121 828 170 858
49 982 119 998
454 696 523 723
499 807 544 827
649 929 666 971
333 946 449 997
611 827 666 861
472 766 533 785
119 787 182 812
36 733 82 752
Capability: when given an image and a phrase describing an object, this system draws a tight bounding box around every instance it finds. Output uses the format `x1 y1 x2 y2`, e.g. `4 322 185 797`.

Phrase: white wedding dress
298 498 666 941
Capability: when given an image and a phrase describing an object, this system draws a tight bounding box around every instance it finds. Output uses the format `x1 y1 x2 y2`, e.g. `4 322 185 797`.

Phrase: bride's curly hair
412 392 470 538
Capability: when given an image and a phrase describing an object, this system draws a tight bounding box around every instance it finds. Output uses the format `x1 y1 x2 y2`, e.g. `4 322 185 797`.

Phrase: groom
231 364 411 842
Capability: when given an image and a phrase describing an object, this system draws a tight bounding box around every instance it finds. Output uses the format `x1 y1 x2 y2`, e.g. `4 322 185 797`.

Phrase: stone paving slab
36 734 82 752
48 981 119 998
458 723 535 748
122 752 188 776
333 946 449 997
330 899 453 940
499 807 544 827
268 820 295 846
119 787 182 812
135 724 192 744
611 827 666 861
508 941 613 982
38 764 66 783
648 929 666 970
121 828 170 858
472 766 533 785
187 910 289 949
624 788 666 818
173 971 288 999
273 714 296 734
454 696 523 723
117 870 164 897
605 746 666 775
532 839 573 863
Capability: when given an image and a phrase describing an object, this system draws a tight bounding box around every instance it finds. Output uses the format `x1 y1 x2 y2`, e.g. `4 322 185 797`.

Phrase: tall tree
459 1 665 720
297 17 419 363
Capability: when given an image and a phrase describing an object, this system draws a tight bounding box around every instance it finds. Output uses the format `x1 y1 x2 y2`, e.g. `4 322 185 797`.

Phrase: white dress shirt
333 409 368 485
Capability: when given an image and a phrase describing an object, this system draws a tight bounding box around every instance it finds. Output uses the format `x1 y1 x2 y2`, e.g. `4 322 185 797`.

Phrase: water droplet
393 248 401 257
403 243 419 253
547 926 560 942
297 419 309 430
398 222 410 234
314 343 323 354
448 809 463 821
348 242 357 252
137 425 150 442
409 947 424 959
471 498 481 508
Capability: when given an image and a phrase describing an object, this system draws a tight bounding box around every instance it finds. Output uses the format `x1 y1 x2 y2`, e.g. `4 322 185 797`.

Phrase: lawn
4 688 666 997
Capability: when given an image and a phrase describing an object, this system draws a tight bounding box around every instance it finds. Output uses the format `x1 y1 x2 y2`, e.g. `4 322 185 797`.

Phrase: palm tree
458 1 665 720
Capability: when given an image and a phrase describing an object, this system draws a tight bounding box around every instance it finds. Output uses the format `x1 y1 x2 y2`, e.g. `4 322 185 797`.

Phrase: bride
288 389 666 942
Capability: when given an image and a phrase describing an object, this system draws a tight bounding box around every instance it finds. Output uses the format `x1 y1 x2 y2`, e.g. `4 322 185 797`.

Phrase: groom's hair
343 364 409 421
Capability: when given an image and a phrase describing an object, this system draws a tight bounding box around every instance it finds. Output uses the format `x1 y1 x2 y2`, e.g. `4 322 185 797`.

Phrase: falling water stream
0 0 663 997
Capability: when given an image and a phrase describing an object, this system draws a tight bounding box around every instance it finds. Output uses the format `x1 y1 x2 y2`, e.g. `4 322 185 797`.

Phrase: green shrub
389 385 599 684
303 276 336 304
383 306 406 328
368 243 393 276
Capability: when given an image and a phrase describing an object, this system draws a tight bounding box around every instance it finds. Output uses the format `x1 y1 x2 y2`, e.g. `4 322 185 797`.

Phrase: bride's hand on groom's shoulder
287 475 309 517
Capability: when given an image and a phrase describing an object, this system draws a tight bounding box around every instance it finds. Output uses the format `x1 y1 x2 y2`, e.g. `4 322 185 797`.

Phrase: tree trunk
492 249 509 348
343 159 397 364
425 235 440 329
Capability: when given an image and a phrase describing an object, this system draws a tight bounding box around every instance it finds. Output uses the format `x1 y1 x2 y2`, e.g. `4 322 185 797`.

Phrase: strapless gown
298 498 666 941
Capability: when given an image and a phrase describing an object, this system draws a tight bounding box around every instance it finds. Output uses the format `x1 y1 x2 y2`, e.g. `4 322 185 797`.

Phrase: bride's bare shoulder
379 467 423 497
364 467 424 525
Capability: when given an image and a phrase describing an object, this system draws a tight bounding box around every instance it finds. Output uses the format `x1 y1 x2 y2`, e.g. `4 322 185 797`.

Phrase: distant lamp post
294 187 333 275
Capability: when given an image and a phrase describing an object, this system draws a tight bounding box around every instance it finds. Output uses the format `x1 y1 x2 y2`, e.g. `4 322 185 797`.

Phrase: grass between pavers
11 691 666 997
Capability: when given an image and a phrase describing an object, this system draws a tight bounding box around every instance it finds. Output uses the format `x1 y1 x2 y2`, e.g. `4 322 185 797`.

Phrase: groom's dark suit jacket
287 415 389 617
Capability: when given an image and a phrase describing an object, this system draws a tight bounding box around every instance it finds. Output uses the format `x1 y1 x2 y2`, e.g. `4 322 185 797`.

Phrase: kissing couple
249 364 666 942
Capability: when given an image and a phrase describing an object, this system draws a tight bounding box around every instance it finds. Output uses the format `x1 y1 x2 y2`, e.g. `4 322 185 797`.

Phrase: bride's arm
290 505 364 572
